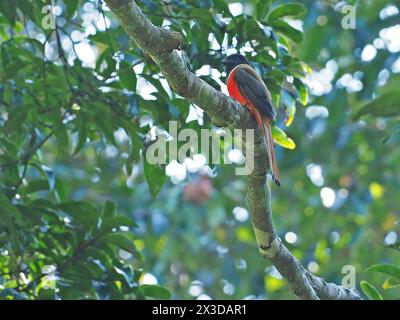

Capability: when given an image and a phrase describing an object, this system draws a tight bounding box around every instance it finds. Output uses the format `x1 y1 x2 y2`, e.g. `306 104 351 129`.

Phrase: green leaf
101 216 137 232
294 78 309 106
256 0 271 21
54 121 69 155
360 280 383 300
73 114 88 155
101 232 143 260
382 277 400 289
0 194 21 252
22 179 49 194
126 129 141 175
140 284 171 299
281 89 296 127
102 200 117 219
271 20 303 43
352 90 400 120
386 242 400 251
143 158 166 198
85 248 114 270
366 264 400 280
119 61 137 92
267 3 307 22
66 0 80 17
272 126 296 149
58 201 100 229
3 105 30 132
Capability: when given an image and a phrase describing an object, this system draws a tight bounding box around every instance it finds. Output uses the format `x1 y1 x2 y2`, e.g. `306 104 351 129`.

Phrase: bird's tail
262 119 281 187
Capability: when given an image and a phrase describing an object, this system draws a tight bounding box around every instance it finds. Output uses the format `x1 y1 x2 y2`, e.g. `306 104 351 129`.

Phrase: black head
221 54 250 75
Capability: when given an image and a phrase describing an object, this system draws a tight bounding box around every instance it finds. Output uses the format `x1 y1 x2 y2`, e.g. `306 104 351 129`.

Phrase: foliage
0 0 400 300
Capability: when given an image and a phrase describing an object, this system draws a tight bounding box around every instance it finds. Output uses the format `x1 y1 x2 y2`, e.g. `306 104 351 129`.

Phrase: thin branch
104 0 362 300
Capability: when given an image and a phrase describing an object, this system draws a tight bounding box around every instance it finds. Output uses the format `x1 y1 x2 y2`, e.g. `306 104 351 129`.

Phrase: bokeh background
1 0 399 299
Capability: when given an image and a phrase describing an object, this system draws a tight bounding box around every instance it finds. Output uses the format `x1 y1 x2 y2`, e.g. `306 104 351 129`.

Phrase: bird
222 53 280 187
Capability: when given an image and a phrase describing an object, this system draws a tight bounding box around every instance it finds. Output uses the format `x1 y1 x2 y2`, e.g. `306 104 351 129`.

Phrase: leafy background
0 0 400 299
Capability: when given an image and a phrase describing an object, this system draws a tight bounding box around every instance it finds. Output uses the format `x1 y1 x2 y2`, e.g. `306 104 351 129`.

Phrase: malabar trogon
222 54 280 187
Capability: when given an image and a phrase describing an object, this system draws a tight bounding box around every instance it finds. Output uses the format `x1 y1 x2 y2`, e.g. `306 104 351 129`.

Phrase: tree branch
104 0 362 300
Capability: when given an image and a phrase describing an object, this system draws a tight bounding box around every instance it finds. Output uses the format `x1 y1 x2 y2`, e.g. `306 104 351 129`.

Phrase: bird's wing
234 65 276 120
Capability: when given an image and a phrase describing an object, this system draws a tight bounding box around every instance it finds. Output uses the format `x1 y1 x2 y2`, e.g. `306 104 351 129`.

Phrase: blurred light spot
374 38 385 49
330 231 340 244
133 62 144 74
288 20 303 32
197 294 212 300
166 160 187 183
36 33 46 43
185 154 207 173
141 273 158 285
105 145 118 158
379 25 400 53
137 77 156 100
208 33 220 50
265 276 284 291
223 282 235 295
369 182 384 199
307 261 319 273
235 258 247 270
19 272 30 285
42 265 56 274
317 15 328 26
114 127 129 143
96 16 111 31
337 73 363 92
52 5 62 16
179 273 189 286
384 231 397 245
187 105 204 125
228 149 245 164
285 232 298 244
170 263 179 275
361 44 377 62
306 163 324 187
378 69 390 86
119 249 133 260
216 245 229 255
305 106 329 120
266 266 283 279
195 65 211 77
90 172 100 183
75 41 97 68
71 30 84 42
380 5 399 20
376 119 387 130
189 281 203 297
320 187 336 208
338 188 349 198
268 50 277 59
392 57 400 73
83 2 94 12
233 207 249 222
228 3 243 17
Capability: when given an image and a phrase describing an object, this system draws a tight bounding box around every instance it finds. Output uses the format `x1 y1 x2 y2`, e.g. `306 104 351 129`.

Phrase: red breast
226 66 249 106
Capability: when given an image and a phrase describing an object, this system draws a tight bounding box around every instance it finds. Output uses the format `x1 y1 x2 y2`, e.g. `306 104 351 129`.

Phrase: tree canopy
0 0 400 300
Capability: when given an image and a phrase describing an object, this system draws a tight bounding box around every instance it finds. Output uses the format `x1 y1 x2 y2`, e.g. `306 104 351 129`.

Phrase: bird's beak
221 59 230 65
